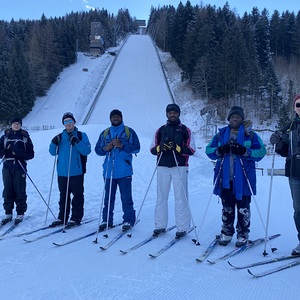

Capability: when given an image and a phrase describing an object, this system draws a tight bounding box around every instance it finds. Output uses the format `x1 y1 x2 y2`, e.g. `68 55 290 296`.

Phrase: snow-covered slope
0 34 298 300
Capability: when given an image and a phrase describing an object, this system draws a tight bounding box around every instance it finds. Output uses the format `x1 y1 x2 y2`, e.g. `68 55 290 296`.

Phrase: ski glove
70 135 79 145
230 142 246 155
12 149 23 160
270 131 281 145
217 143 230 155
175 144 181 153
52 135 60 145
1 148 11 157
162 142 173 152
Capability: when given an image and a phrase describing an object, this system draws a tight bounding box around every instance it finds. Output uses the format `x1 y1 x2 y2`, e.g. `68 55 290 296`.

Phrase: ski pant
289 177 300 241
57 175 84 223
154 166 190 231
221 182 251 238
102 176 136 226
2 168 27 215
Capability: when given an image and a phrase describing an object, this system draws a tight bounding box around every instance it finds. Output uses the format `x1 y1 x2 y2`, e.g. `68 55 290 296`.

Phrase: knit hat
166 103 180 115
10 116 22 126
293 94 300 106
62 112 76 124
227 106 244 121
110 109 123 119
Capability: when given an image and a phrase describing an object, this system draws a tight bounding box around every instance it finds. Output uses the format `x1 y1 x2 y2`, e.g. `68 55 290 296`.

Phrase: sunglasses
63 119 74 125
296 103 300 108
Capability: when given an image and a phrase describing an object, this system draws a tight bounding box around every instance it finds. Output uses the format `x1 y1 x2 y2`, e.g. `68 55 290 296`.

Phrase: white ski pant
155 166 190 231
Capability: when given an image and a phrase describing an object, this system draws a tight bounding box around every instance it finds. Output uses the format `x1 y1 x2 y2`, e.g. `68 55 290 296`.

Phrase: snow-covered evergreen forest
1 1 300 127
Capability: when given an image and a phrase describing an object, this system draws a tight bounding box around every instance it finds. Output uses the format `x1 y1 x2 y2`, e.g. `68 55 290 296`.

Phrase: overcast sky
0 0 299 22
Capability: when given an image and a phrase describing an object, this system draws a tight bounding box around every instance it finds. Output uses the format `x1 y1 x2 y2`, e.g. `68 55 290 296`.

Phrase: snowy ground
0 34 298 299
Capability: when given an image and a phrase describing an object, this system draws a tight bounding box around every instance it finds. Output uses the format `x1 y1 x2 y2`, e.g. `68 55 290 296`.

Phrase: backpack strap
103 126 130 139
76 130 87 174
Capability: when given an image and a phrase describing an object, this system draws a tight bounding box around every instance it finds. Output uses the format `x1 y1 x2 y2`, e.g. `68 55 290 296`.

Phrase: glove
217 143 230 155
52 135 60 145
175 144 181 153
70 135 79 145
156 145 160 154
12 149 23 160
230 142 246 155
270 132 281 145
162 142 172 152
1 148 11 157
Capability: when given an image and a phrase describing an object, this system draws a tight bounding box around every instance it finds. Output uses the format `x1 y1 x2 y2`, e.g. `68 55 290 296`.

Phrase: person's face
11 122 21 131
294 100 300 116
167 110 179 123
229 114 243 129
63 118 75 132
110 114 122 126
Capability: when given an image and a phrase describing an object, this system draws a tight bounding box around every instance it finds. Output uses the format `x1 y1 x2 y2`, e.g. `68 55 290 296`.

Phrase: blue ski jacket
95 122 140 179
49 127 91 177
206 123 266 200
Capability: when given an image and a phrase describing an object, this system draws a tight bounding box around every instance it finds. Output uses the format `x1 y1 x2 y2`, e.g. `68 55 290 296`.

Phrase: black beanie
62 112 76 124
227 106 244 121
166 103 180 115
110 109 123 119
11 117 22 126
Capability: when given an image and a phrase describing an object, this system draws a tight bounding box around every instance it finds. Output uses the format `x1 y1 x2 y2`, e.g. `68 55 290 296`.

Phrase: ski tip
207 260 216 265
195 258 204 263
247 268 256 277
100 246 107 250
227 261 234 267
119 250 127 254
149 254 156 258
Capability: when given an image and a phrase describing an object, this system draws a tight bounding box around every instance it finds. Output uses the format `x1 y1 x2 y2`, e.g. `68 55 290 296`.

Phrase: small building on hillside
135 20 146 34
90 22 104 55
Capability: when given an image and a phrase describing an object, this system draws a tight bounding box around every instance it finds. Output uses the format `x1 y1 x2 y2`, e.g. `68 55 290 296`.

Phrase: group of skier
0 99 300 256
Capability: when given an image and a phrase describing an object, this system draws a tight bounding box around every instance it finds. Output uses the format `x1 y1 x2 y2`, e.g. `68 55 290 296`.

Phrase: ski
228 254 300 269
100 231 129 251
247 260 300 278
120 225 176 254
99 220 141 250
9 223 64 239
53 223 123 246
196 235 220 262
207 233 281 264
23 218 96 242
149 227 195 258
0 216 31 238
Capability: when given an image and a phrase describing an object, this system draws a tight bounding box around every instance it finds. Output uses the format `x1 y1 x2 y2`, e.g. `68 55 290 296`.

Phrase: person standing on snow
95 109 140 232
0 117 34 225
49 112 91 227
270 94 300 255
206 106 266 247
150 103 196 238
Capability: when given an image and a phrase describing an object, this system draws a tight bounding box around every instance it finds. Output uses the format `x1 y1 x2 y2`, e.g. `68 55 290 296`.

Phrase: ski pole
134 151 163 225
62 144 73 232
238 156 277 254
103 147 116 238
93 151 111 243
172 150 200 245
45 146 58 225
17 160 56 219
197 155 226 235
263 144 276 256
